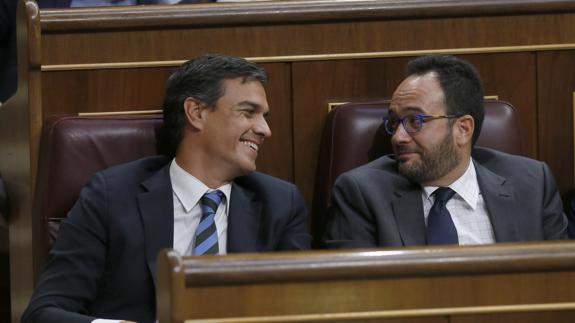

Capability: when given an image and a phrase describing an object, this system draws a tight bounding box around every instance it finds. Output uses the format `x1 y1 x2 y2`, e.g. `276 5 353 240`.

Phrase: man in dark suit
22 54 311 323
324 55 568 248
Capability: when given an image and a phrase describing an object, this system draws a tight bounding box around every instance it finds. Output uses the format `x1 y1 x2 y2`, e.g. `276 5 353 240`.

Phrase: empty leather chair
313 100 523 241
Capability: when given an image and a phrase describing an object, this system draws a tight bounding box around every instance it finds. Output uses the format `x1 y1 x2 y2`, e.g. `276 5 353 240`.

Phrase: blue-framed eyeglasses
383 114 461 135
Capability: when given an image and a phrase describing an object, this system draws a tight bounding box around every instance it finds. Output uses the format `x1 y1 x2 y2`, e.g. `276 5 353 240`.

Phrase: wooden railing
157 242 575 323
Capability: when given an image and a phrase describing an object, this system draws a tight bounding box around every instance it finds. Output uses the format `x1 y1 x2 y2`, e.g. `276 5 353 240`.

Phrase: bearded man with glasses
323 55 568 248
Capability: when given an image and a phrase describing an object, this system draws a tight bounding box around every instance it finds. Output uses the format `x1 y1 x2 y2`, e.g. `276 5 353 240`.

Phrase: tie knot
433 187 455 204
201 190 224 212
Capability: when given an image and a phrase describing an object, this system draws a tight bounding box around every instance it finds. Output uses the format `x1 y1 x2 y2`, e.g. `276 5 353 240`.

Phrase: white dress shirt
422 159 495 245
170 159 231 256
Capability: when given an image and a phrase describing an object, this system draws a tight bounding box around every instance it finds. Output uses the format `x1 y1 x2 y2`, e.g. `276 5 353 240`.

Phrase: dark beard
397 132 460 184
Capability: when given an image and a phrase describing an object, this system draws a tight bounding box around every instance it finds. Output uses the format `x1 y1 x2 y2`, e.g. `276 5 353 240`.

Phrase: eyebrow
237 101 270 116
401 106 426 114
388 106 425 116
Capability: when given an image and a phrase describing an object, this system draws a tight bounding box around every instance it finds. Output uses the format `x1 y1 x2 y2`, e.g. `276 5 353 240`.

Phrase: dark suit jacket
562 190 575 239
324 147 568 248
22 156 311 323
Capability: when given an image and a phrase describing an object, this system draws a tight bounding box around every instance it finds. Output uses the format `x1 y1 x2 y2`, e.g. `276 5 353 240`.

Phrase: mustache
394 145 421 155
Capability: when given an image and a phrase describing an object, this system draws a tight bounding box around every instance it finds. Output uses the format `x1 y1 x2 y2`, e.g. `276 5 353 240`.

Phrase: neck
175 148 232 189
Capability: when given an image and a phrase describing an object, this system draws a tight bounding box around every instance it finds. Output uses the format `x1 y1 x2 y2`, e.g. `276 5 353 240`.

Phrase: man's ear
183 97 205 131
454 115 474 147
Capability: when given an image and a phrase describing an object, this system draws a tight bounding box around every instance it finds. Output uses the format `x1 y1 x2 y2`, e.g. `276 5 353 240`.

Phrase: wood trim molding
39 0 575 32
327 96 499 112
41 43 575 72
183 302 575 322
179 242 575 287
327 102 348 112
78 109 162 116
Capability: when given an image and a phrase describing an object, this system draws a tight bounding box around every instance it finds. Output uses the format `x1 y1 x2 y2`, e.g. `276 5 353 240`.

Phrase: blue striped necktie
426 187 458 245
194 190 224 255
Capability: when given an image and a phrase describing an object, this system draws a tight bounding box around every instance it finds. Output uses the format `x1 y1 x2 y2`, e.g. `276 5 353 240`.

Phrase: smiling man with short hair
23 54 311 323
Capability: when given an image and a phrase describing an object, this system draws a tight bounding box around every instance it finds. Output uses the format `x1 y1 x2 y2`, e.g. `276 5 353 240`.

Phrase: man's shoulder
234 172 297 193
99 155 171 181
472 147 541 169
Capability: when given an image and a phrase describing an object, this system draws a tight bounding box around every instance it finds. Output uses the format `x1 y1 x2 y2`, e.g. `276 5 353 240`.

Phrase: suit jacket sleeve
22 173 110 323
277 185 311 250
540 161 569 240
322 172 378 249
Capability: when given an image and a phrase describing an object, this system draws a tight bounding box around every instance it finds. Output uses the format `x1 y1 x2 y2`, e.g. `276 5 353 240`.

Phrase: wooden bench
157 242 575 323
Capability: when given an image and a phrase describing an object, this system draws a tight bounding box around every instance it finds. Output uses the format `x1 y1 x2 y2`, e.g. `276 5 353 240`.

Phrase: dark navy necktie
194 190 224 255
426 187 458 245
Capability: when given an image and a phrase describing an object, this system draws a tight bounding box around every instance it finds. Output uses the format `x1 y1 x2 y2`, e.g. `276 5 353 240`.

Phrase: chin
397 158 413 169
237 162 257 176
398 160 420 175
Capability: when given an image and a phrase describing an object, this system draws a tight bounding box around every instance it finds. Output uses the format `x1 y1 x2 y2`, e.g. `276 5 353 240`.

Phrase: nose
255 115 272 138
391 123 411 145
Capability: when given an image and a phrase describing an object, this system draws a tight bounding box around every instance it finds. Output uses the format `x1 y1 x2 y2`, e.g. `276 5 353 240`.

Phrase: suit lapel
138 165 174 289
391 181 427 246
227 182 261 253
475 162 518 242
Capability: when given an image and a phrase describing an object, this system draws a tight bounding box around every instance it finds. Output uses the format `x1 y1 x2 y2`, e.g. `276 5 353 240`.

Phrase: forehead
389 72 445 115
218 78 269 112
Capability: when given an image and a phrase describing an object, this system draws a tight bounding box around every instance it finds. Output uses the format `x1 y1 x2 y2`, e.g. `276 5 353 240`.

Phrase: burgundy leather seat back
313 100 523 239
35 115 163 249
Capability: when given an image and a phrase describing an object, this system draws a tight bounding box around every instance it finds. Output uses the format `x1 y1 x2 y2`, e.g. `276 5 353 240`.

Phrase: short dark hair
406 55 484 145
161 54 268 156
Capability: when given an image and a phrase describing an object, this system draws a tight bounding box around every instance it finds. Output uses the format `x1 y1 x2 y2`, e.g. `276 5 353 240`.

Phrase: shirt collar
422 158 479 210
169 159 232 214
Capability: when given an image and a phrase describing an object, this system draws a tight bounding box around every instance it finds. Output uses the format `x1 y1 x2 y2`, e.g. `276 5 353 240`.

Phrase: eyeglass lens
385 115 422 134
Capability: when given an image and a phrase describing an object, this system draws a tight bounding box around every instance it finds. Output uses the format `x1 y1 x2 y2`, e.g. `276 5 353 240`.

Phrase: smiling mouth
241 139 259 152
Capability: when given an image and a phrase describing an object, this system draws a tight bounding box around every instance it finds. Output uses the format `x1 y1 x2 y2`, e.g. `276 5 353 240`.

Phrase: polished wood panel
1 2 43 322
330 318 446 323
39 9 575 66
453 311 575 323
536 51 575 193
464 53 537 158
255 63 294 182
37 0 575 32
292 58 405 206
157 242 575 323
41 68 174 115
